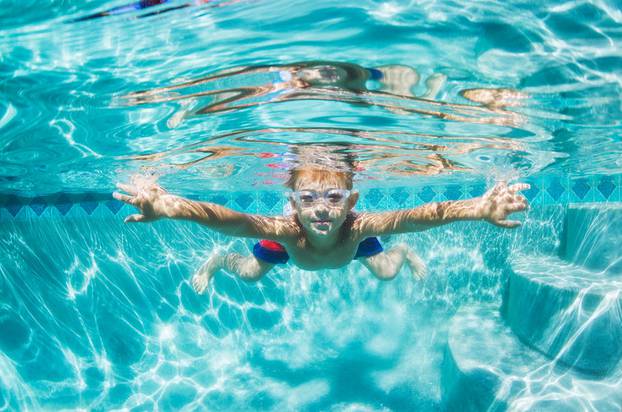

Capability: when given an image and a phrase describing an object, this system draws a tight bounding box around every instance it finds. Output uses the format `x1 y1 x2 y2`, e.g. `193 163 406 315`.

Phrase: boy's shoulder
343 211 368 240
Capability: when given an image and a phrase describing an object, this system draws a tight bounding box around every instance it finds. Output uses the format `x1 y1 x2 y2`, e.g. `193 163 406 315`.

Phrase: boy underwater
113 146 530 293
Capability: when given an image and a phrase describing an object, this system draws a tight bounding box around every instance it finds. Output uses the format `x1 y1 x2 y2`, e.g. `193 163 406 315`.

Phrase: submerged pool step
441 304 622 412
506 254 622 376
561 203 622 274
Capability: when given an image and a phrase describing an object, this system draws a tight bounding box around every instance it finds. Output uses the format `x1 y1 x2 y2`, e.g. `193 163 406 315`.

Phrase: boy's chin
307 222 335 236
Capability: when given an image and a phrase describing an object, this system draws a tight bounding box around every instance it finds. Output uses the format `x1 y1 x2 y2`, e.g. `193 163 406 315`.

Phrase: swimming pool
1 1 621 410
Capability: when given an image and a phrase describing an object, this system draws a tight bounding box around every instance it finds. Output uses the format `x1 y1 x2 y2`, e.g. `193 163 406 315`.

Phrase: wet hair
284 144 356 190
285 168 353 190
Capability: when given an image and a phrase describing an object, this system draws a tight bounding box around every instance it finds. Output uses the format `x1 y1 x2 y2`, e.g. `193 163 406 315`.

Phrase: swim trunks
252 237 383 264
366 67 384 80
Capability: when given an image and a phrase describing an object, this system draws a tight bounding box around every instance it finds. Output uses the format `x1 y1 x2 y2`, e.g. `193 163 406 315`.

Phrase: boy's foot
406 251 427 280
192 260 217 294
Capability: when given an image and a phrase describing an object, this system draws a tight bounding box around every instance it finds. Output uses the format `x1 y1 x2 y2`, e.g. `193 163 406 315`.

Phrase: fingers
124 214 147 223
113 191 135 205
491 198 527 228
508 183 530 193
497 219 521 229
489 182 505 195
489 182 530 196
506 201 528 213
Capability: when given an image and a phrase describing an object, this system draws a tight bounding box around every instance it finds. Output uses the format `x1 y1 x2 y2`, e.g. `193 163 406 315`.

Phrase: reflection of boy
280 62 446 99
114 148 528 293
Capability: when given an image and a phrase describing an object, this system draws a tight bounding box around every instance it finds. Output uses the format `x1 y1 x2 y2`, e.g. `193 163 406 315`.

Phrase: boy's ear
348 190 359 210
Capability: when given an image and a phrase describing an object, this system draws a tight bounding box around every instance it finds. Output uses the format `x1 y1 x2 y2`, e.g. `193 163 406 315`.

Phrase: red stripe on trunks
258 239 286 252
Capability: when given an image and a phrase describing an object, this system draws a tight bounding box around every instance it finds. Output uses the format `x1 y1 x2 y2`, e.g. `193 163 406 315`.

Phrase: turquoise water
1 0 622 410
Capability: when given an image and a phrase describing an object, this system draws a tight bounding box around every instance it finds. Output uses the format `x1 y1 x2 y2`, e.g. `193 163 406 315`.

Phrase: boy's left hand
476 182 529 228
113 175 171 223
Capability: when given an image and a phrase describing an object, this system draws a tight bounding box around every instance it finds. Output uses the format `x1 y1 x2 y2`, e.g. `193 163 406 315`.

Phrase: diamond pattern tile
259 191 281 211
390 187 409 206
234 193 254 209
366 189 384 207
444 185 463 200
29 197 47 216
79 194 99 215
207 194 229 206
468 184 486 198
546 177 565 201
597 176 615 200
523 181 540 202
418 186 435 202
7 202 21 217
105 200 124 214
572 178 590 200
55 195 73 215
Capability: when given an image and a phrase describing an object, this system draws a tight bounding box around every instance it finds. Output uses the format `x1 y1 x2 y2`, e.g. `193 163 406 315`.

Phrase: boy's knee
239 268 265 282
375 270 398 281
239 257 273 281
368 260 399 280
393 243 409 252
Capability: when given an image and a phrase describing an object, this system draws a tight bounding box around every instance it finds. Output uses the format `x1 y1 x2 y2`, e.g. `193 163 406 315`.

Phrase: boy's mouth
312 219 331 227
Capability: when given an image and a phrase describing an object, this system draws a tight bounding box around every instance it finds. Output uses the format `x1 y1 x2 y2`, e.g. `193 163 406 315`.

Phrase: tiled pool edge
1 174 621 221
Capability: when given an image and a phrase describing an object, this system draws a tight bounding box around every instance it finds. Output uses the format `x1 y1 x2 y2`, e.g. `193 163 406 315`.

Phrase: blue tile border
389 187 410 206
417 186 436 203
443 184 464 201
1 174 621 221
544 176 567 203
570 177 592 202
594 175 615 202
522 177 541 203
363 188 386 209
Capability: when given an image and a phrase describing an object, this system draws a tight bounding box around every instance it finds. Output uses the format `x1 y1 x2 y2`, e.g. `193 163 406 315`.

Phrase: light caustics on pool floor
1 201 621 410
0 203 553 410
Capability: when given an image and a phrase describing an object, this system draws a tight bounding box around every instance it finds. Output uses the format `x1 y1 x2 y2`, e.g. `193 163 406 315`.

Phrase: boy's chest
285 239 359 270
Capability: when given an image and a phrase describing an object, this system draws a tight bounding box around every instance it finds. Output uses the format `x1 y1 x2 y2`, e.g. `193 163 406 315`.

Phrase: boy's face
290 170 358 239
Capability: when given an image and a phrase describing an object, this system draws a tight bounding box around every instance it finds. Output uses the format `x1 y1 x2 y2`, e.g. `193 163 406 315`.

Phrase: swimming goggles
288 189 351 208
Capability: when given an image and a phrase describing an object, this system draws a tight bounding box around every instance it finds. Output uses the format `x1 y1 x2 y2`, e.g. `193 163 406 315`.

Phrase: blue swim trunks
253 237 383 264
366 67 384 80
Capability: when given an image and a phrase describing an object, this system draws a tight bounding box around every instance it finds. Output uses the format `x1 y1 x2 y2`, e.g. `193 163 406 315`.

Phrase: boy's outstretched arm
355 182 529 237
113 178 299 240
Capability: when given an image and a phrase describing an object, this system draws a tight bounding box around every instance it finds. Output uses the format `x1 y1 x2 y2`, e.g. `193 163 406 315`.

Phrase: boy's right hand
113 176 172 223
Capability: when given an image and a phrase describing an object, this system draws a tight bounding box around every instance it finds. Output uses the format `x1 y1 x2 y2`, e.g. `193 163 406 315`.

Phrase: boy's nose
313 204 330 217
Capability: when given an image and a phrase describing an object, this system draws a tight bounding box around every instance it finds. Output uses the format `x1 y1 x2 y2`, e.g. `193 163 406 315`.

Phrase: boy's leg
360 243 426 281
192 253 275 294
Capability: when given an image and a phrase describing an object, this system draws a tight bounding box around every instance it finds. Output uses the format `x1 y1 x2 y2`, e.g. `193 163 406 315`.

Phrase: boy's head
284 145 359 239
285 167 353 191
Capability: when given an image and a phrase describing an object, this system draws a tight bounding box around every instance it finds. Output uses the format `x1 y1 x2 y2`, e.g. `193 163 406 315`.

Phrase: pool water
1 1 621 411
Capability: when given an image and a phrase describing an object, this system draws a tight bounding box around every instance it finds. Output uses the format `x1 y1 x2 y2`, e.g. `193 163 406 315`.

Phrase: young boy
113 151 528 293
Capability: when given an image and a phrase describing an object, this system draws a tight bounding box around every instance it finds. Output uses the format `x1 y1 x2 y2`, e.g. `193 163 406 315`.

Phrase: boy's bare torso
279 213 364 270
